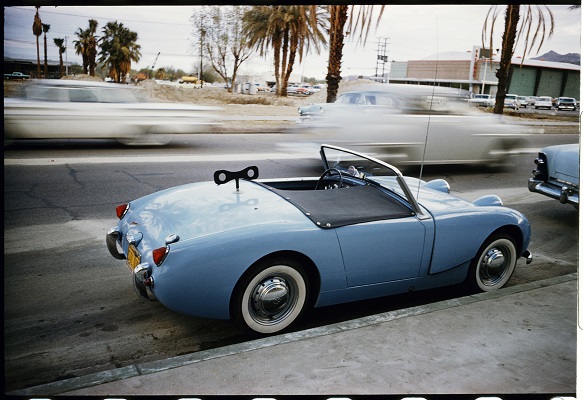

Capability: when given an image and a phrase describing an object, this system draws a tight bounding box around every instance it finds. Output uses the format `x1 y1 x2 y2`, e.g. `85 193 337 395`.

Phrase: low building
387 46 580 100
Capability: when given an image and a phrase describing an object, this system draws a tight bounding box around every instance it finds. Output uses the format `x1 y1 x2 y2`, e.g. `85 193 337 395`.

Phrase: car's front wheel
467 234 517 292
232 258 309 334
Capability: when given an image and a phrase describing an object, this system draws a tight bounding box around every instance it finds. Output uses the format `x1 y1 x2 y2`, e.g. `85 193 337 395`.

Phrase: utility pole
198 14 205 89
150 52 160 79
375 37 389 82
64 35 68 76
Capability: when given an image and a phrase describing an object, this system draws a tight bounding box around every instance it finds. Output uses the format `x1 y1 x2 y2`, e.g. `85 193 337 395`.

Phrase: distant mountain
532 51 580 65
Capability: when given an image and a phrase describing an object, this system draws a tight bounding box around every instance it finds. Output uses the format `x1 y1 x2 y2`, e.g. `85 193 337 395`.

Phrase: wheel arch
486 224 524 254
229 250 322 319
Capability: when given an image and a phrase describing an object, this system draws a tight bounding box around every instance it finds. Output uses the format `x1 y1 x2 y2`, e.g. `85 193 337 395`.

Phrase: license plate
127 245 141 271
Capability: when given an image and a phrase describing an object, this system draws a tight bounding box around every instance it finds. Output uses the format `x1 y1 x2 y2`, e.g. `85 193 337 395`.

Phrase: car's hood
120 180 310 246
373 176 481 213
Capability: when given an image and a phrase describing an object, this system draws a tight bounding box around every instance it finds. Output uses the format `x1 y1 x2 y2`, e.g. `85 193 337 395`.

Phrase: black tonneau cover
273 184 413 228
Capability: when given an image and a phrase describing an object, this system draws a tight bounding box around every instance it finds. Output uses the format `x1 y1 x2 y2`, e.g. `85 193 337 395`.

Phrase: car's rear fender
148 224 345 320
429 207 530 275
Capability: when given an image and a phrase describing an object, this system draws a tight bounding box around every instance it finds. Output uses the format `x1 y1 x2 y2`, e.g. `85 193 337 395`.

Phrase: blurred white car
4 79 221 145
534 96 553 109
467 94 493 107
288 83 530 166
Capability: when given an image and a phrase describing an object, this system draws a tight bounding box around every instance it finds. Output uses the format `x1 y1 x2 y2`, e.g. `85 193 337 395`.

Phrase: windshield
319 145 428 218
320 145 399 180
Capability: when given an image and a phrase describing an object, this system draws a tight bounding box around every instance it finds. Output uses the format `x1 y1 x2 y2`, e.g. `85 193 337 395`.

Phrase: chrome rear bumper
528 179 579 207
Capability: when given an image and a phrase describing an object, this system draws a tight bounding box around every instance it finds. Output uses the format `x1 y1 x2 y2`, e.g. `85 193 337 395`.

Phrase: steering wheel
316 168 344 190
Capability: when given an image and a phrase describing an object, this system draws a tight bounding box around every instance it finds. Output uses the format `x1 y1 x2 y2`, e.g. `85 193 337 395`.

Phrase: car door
335 215 427 287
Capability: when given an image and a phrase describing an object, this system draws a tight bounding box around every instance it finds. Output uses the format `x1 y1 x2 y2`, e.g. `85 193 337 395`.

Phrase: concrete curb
9 273 577 397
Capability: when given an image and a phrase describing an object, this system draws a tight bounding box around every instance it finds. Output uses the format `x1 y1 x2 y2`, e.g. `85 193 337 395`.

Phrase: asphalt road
4 131 579 392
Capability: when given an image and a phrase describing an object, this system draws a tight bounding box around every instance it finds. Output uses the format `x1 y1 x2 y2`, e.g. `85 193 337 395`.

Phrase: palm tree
243 5 326 97
53 38 66 78
87 19 99 76
99 21 141 83
74 20 100 76
74 27 90 74
482 5 554 114
244 6 284 94
324 5 385 103
284 6 327 94
32 6 42 78
42 23 50 78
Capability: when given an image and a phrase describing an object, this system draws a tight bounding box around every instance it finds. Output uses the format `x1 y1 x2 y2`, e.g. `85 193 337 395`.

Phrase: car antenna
417 16 439 198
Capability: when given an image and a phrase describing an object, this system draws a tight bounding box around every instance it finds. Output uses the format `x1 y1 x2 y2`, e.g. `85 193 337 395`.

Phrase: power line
7 5 192 26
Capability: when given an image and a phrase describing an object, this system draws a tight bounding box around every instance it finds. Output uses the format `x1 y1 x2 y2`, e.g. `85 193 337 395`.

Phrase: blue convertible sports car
107 145 532 334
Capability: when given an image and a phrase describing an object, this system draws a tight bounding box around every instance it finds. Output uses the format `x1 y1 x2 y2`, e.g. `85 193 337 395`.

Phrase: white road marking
4 146 543 166
4 219 116 255
4 152 313 166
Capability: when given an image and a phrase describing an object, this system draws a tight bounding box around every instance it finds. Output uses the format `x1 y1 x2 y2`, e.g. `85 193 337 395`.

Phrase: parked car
307 84 324 94
467 94 493 107
503 94 519 110
4 71 30 80
528 143 579 208
517 96 529 108
526 96 537 106
107 144 533 334
4 79 221 145
555 97 577 111
292 84 530 167
534 96 553 109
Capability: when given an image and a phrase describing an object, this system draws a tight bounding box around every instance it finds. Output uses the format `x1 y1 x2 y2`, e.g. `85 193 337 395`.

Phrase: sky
4 5 581 80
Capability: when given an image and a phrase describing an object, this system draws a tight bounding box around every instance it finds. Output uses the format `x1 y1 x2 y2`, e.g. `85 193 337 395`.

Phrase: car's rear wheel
232 258 309 334
467 234 517 292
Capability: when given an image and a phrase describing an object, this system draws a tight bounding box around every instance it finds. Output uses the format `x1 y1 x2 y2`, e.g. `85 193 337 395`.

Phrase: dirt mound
61 74 104 82
138 80 303 107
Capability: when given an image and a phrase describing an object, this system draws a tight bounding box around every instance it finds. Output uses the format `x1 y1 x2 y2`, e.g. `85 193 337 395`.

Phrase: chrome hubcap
480 247 507 285
252 277 291 318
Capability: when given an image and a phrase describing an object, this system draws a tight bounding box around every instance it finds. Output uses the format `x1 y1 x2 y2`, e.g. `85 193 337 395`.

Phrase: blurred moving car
107 144 532 334
4 79 221 145
517 96 529 108
467 94 493 107
290 83 530 167
555 97 577 111
528 143 579 208
534 96 553 109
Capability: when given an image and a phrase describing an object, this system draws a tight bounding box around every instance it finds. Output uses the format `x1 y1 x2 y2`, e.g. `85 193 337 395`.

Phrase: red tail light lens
152 246 169 266
116 203 129 219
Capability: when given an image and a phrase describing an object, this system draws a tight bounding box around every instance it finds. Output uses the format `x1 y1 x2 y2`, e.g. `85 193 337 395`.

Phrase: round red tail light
152 246 169 266
116 203 129 219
